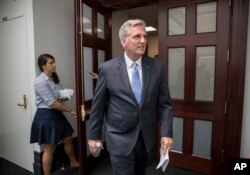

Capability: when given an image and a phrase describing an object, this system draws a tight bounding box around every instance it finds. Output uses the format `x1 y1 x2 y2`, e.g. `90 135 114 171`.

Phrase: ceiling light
145 26 157 32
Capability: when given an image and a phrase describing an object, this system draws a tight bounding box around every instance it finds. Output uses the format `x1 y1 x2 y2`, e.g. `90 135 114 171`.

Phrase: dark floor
0 157 203 175
89 157 204 175
0 158 32 175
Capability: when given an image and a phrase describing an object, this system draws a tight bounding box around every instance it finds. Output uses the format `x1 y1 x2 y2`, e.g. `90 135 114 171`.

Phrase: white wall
240 2 250 159
33 0 77 149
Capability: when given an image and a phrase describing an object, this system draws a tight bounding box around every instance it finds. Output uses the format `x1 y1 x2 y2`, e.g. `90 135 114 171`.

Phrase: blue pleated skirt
30 108 74 145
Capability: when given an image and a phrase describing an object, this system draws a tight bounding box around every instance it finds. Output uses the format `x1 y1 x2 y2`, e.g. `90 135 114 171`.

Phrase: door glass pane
97 12 105 39
98 50 105 67
172 117 183 152
168 48 185 99
195 46 215 101
168 7 186 35
197 2 217 33
83 3 92 35
83 47 93 101
193 120 212 158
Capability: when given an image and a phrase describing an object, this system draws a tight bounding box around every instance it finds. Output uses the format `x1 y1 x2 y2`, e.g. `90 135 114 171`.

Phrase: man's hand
88 140 103 157
161 137 173 152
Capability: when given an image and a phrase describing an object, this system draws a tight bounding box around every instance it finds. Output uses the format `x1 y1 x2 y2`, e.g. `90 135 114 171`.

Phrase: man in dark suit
88 19 173 175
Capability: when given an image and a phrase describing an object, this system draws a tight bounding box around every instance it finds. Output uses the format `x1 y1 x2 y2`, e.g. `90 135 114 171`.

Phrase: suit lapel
117 56 138 105
117 56 150 107
140 57 150 106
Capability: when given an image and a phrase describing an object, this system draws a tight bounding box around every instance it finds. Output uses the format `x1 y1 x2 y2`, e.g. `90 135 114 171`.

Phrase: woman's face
42 58 56 74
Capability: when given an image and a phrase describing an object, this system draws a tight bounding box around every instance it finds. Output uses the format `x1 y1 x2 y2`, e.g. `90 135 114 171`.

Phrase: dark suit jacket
88 55 173 156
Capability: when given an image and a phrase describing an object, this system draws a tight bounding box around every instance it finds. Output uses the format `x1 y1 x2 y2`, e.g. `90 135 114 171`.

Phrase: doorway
75 0 248 175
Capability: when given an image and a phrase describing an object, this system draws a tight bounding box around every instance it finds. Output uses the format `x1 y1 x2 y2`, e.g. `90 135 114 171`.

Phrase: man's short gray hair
119 19 146 40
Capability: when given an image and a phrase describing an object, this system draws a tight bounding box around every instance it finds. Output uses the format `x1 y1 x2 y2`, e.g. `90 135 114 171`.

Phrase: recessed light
145 26 157 32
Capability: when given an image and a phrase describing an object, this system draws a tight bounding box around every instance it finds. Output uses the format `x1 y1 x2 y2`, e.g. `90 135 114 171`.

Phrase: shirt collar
41 72 50 80
124 52 142 69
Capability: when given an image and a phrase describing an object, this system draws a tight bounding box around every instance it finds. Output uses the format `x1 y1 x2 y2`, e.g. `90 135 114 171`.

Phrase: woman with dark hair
30 54 79 175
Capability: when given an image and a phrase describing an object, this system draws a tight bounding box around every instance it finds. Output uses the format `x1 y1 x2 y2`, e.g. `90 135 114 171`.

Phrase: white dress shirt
124 52 143 88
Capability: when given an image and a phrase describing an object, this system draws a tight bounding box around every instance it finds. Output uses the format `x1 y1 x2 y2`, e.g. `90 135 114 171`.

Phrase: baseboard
33 137 78 175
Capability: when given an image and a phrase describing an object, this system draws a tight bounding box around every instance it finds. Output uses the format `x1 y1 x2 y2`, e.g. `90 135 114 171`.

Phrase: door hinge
229 0 232 7
222 149 225 163
224 101 227 114
227 49 230 63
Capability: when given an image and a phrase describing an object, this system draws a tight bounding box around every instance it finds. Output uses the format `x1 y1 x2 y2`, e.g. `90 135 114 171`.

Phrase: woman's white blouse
34 72 62 108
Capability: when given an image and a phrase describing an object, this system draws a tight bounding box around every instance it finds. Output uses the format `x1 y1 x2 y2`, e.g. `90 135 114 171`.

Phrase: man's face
121 25 147 60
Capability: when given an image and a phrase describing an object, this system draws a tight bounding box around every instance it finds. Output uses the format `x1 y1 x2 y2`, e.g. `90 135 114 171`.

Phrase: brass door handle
17 95 27 109
81 105 90 121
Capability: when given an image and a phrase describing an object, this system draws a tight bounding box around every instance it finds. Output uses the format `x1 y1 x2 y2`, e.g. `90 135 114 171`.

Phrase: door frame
223 0 249 174
74 0 249 174
74 0 111 174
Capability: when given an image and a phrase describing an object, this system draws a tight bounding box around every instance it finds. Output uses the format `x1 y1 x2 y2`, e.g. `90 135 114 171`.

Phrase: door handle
81 105 90 121
17 95 27 109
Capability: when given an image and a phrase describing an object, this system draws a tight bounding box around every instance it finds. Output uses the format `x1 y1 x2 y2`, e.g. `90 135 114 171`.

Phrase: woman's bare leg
42 144 56 175
63 136 79 168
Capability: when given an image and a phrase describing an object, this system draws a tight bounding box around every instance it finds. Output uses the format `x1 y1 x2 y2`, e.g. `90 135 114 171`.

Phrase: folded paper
156 148 169 172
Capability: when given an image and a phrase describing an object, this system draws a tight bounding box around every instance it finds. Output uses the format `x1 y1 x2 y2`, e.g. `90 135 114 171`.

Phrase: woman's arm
50 101 77 116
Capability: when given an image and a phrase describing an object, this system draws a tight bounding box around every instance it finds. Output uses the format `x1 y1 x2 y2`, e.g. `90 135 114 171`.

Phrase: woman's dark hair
37 54 60 84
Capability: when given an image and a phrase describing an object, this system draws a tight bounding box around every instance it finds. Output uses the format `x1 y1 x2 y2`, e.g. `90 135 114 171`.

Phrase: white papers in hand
59 89 74 99
156 148 169 172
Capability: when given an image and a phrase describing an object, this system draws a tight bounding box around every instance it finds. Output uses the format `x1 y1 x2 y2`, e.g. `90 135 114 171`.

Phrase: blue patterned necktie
132 63 142 104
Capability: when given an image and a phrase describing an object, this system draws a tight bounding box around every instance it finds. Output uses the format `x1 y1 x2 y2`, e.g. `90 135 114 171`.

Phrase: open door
75 0 111 174
159 0 229 174
75 0 248 174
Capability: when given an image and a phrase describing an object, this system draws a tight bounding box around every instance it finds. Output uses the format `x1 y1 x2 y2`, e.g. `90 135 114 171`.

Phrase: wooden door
159 0 229 174
75 0 111 174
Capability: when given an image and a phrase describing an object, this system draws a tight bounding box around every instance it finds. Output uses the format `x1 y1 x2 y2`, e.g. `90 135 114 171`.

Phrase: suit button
136 125 140 128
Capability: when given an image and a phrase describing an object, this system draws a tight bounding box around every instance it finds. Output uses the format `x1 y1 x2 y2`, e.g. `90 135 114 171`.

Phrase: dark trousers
109 132 148 175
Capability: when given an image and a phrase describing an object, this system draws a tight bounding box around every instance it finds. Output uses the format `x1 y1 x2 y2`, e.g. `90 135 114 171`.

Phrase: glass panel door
159 0 229 174
168 48 185 99
75 0 111 174
83 3 92 35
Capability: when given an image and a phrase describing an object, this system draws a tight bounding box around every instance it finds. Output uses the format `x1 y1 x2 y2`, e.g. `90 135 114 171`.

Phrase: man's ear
120 38 126 48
